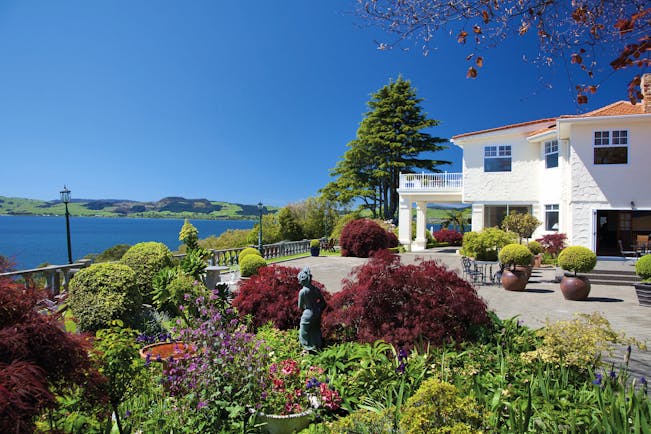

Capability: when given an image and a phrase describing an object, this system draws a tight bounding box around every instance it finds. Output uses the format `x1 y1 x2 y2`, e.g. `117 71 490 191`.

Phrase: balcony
399 172 463 192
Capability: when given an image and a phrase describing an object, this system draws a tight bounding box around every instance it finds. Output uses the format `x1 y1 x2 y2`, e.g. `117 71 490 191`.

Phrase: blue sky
0 1 634 206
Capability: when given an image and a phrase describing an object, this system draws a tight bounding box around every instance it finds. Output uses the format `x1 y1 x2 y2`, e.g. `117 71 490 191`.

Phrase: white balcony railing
399 172 463 191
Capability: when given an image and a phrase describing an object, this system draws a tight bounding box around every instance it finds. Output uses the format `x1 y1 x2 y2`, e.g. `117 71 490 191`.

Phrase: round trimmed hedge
558 246 597 275
120 242 174 302
238 247 261 263
636 254 651 281
498 243 533 269
68 262 141 332
527 240 543 255
240 254 267 277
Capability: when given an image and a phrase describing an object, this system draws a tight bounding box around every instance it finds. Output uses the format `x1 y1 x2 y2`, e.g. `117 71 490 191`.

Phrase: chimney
642 73 651 113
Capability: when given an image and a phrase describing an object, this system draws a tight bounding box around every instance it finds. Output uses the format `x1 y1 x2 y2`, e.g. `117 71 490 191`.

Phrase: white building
398 74 651 255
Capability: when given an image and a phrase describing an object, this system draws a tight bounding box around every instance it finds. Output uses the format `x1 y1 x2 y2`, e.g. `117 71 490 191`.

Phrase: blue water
0 215 254 269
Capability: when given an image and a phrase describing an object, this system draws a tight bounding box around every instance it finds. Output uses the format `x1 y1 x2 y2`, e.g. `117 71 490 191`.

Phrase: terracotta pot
516 265 532 280
256 410 312 434
139 342 195 363
559 275 591 300
533 254 542 268
634 283 651 307
501 269 528 291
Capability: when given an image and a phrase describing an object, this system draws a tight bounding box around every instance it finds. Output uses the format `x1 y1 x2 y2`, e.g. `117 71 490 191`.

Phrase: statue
297 267 326 352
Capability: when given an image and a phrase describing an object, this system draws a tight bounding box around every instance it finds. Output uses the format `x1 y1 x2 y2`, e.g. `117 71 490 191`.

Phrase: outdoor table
205 265 229 289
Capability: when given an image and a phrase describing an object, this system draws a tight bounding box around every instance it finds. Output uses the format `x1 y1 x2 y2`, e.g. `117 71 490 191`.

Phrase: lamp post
60 185 73 264
257 202 263 255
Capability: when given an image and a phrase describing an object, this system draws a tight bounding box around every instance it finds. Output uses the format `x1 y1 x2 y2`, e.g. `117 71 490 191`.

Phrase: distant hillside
0 196 277 220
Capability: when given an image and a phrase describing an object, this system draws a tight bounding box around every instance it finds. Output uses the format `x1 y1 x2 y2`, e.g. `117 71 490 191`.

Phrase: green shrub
557 246 597 275
120 242 174 303
310 239 321 248
520 312 642 370
399 378 484 434
240 254 266 277
635 254 651 281
460 228 516 261
68 263 141 332
498 243 533 270
527 240 543 255
326 408 399 433
238 247 261 263
93 244 131 262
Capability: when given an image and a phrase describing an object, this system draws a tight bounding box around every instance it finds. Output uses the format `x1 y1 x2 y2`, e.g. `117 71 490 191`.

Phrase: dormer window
484 145 511 172
594 130 628 164
544 140 558 168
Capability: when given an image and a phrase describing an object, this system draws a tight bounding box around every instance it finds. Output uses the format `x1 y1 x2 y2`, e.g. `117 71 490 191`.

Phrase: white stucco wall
561 115 651 248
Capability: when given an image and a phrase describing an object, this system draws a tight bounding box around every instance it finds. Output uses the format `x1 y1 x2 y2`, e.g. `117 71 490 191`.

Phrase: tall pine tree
322 77 449 219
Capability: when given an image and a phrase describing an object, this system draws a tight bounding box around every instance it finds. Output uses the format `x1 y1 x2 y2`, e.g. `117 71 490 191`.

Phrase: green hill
0 196 276 220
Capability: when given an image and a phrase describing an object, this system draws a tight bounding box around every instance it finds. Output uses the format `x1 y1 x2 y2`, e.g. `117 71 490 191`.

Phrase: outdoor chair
636 235 650 253
618 240 639 259
461 257 484 285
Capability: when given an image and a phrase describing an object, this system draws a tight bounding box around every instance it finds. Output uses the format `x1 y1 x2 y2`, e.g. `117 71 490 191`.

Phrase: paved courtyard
283 250 651 381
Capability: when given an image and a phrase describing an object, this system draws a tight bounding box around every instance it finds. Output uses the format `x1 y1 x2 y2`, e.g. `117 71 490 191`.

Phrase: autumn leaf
476 56 484 67
467 66 478 79
519 22 529 35
571 53 583 64
482 10 490 23
577 94 588 104
473 25 482 34
457 30 468 44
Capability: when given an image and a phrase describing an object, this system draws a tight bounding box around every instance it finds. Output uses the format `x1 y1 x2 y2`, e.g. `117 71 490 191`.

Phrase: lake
0 215 255 270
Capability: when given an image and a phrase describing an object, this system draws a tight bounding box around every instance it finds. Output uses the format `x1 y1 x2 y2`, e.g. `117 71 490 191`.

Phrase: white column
471 204 483 232
413 201 428 251
398 195 412 247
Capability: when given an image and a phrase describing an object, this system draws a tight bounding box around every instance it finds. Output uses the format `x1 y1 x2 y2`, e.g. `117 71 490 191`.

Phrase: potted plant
527 240 543 268
498 243 533 291
634 254 651 306
310 239 321 257
557 246 597 300
256 358 341 433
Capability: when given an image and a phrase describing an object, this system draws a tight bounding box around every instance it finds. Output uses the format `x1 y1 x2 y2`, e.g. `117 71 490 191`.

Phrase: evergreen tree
278 206 304 241
322 77 449 220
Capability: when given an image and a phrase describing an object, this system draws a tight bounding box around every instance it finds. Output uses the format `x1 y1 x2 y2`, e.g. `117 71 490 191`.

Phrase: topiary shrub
239 254 267 277
635 254 651 281
233 265 330 330
399 378 484 434
432 228 463 246
238 247 261 263
527 240 543 255
68 262 142 332
120 241 174 303
498 243 533 271
322 250 489 348
460 228 516 261
557 246 597 276
340 218 399 258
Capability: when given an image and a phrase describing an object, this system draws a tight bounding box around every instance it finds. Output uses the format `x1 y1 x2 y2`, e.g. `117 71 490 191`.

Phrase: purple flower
641 377 647 386
593 373 603 385
609 370 617 379
124 410 131 418
196 401 207 409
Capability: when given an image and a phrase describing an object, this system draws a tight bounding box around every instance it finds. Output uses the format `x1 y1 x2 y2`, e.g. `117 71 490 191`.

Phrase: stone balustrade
0 260 92 295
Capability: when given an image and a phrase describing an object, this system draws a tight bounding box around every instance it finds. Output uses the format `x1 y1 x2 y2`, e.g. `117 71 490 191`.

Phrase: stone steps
584 269 640 287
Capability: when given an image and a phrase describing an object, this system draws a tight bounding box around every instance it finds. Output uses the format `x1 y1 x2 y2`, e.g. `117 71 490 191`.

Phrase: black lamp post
60 185 73 264
257 202 263 254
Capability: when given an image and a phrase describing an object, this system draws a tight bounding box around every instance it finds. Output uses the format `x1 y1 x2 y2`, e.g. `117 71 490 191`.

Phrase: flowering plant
260 358 342 415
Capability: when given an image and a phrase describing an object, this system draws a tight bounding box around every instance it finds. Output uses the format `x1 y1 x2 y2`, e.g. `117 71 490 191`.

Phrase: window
484 205 531 228
544 140 558 168
594 130 628 164
545 204 559 231
484 145 511 172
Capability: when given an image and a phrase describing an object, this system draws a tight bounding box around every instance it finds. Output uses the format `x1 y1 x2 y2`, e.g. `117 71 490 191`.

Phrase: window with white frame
544 140 558 168
484 145 511 172
545 204 559 231
594 130 628 164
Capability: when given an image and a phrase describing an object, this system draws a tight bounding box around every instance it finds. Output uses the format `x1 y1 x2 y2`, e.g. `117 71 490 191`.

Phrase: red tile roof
452 100 647 140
